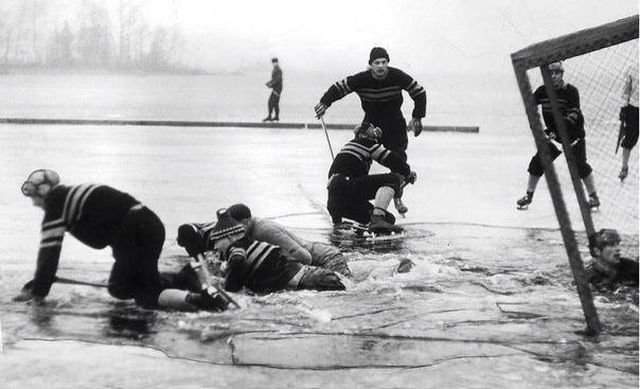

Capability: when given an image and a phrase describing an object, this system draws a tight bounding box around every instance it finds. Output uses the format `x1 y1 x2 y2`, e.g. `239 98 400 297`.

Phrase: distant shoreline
0 64 242 76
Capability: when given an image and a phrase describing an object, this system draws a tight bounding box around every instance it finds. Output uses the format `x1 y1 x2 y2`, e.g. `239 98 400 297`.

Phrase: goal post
511 15 639 335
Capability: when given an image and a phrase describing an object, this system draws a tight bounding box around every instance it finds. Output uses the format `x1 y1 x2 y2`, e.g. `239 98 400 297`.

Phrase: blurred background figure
263 57 283 122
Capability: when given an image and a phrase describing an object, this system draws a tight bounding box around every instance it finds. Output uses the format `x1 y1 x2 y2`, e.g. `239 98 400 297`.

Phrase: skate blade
516 205 529 210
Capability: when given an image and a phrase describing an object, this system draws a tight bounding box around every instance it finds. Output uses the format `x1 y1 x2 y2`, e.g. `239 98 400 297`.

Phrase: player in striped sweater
327 123 416 233
181 209 345 294
314 47 426 160
13 169 229 312
516 61 600 210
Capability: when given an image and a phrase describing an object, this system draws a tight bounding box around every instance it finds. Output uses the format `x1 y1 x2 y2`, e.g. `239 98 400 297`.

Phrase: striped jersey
534 83 585 140
223 239 300 294
328 136 411 178
32 184 139 297
320 67 426 121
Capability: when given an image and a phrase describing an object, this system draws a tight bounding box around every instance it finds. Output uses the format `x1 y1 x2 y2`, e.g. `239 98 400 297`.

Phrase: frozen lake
1 123 637 388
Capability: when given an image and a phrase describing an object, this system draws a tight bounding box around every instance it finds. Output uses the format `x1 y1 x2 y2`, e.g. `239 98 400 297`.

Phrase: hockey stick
55 276 107 288
190 255 241 309
319 117 335 159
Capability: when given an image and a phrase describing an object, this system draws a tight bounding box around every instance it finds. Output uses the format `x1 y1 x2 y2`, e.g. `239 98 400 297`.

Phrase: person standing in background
263 57 283 122
617 61 639 182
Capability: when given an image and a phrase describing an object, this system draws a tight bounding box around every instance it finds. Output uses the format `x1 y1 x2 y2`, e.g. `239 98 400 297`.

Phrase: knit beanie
369 47 389 64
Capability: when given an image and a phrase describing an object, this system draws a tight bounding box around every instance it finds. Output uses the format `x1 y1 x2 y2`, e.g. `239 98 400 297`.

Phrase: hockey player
314 47 426 159
586 228 638 291
180 209 346 294
314 47 425 215
327 122 416 233
224 203 351 277
516 61 600 210
14 169 229 312
618 62 638 182
177 204 350 277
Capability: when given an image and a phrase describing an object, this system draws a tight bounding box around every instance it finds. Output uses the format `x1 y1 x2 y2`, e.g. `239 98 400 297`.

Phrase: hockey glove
314 102 327 118
408 118 423 137
406 171 417 185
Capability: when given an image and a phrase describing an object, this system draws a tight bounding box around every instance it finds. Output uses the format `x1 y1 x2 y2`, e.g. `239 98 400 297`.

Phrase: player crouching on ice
179 208 346 294
586 229 638 292
14 169 230 312
327 122 416 233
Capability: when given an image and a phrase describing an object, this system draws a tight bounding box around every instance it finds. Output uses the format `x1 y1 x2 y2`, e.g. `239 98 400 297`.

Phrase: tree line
0 0 196 73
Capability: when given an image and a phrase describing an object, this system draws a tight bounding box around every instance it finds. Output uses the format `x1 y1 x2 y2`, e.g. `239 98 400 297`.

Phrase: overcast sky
147 0 637 74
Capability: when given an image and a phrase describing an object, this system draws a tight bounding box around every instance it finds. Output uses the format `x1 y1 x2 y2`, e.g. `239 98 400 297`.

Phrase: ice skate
369 213 403 234
516 193 532 210
262 116 272 122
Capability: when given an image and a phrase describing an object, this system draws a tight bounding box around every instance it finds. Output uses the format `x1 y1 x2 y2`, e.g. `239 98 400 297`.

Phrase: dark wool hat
228 203 252 220
369 47 389 64
209 208 246 242
271 57 278 63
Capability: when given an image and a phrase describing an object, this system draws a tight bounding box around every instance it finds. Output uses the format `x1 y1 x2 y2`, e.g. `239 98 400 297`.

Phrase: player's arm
15 216 66 302
370 142 411 177
565 86 582 126
315 74 357 117
223 246 250 292
400 71 427 136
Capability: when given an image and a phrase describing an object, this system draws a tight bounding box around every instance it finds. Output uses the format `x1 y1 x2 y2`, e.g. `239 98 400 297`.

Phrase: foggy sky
7 0 637 74
166 0 637 74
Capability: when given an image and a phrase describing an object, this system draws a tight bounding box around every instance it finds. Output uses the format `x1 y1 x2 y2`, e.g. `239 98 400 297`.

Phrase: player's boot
369 213 403 234
588 193 600 211
394 197 408 217
516 192 533 210
262 116 272 122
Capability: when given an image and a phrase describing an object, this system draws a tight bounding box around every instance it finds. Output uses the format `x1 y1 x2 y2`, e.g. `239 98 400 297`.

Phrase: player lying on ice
177 203 414 284
13 169 231 312
178 208 346 294
327 122 416 234
586 228 638 292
